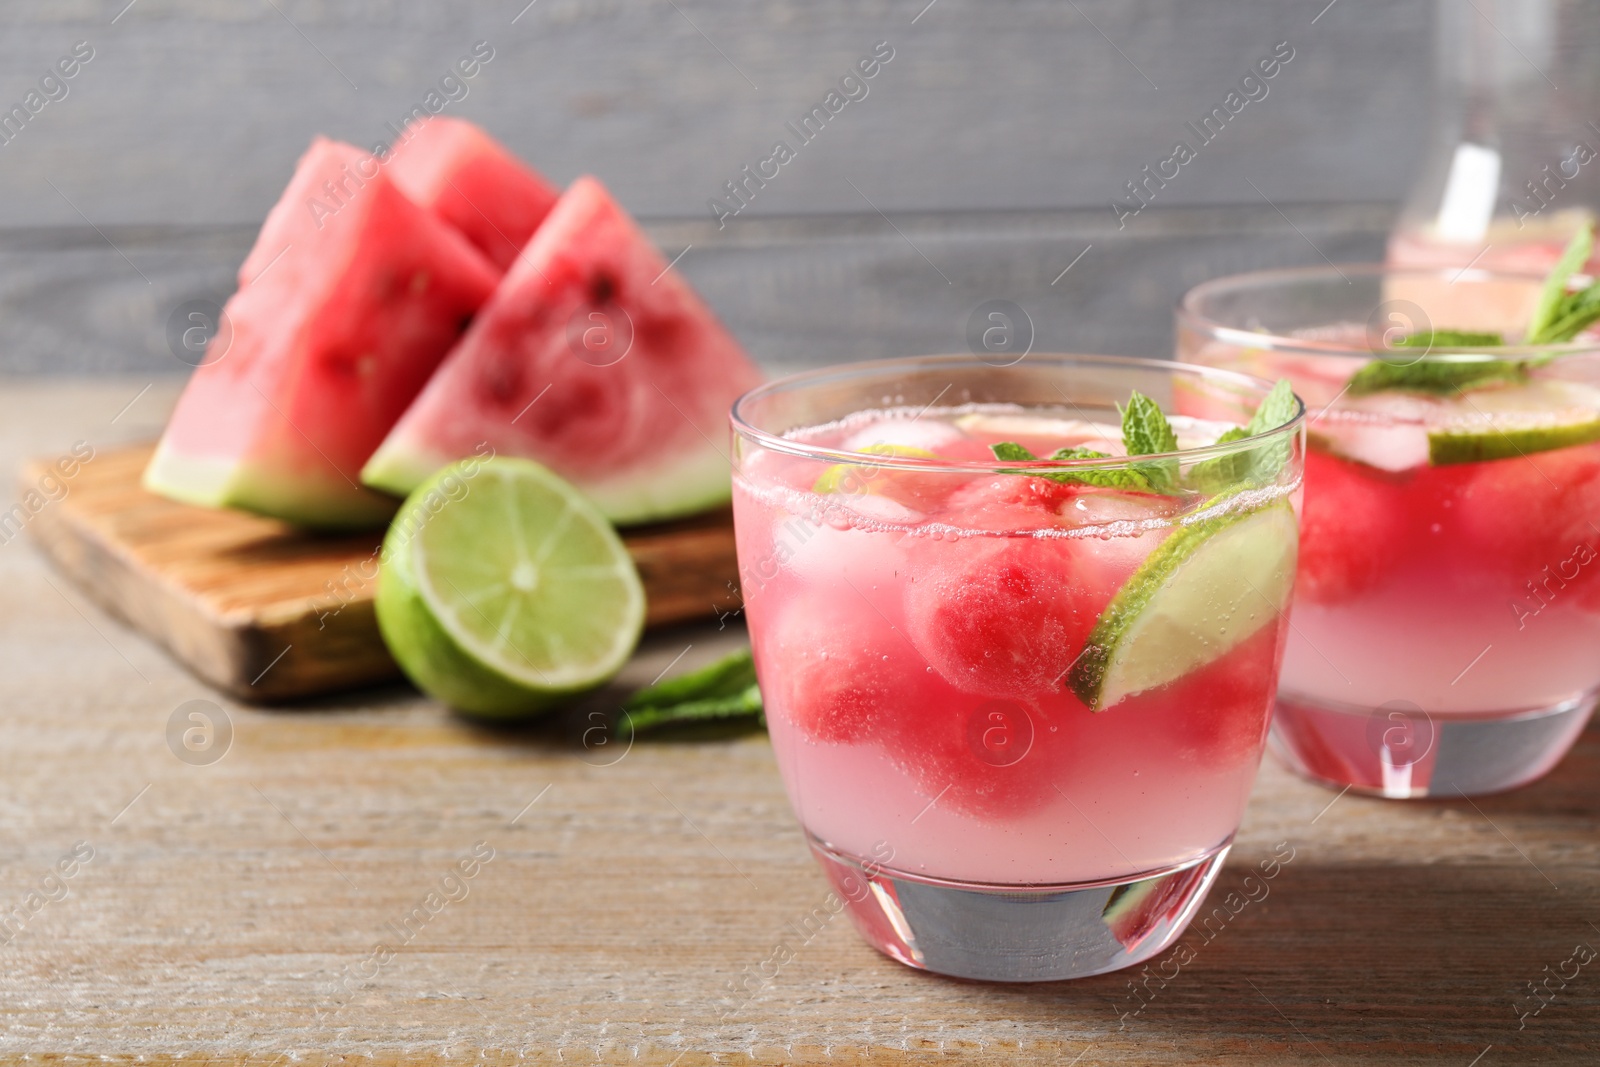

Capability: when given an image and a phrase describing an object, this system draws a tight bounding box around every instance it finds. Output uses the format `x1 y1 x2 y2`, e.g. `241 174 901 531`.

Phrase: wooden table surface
4 379 1599 1065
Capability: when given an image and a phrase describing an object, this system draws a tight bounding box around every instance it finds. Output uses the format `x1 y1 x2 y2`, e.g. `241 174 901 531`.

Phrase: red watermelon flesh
146 137 500 528
385 117 560 272
363 175 765 525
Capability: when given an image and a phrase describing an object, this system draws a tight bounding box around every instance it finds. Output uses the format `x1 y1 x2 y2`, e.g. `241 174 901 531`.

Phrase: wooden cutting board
23 443 743 703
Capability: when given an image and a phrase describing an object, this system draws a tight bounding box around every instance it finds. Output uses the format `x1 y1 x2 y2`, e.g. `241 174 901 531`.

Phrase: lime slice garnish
1426 380 1600 465
813 443 936 493
1068 499 1298 711
375 457 645 717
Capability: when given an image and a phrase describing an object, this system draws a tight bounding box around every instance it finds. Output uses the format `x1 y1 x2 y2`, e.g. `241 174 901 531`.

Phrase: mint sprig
1391 329 1505 348
989 441 1155 490
618 648 764 735
1119 391 1180 493
1345 356 1528 397
1352 222 1598 397
1245 377 1298 436
1187 378 1299 491
1526 223 1594 345
1119 391 1179 455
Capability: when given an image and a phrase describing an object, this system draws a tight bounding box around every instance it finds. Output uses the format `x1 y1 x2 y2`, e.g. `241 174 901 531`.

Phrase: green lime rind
1067 497 1298 711
1428 416 1600 465
375 457 646 718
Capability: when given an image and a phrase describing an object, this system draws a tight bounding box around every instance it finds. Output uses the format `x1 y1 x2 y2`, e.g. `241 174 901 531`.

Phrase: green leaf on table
619 647 764 736
620 682 763 734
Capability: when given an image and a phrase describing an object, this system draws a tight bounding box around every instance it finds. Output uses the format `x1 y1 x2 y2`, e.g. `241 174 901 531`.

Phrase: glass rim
1177 262 1600 360
729 353 1305 475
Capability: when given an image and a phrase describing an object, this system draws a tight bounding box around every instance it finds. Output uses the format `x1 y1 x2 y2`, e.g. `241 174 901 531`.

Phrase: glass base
1270 689 1596 798
808 836 1230 983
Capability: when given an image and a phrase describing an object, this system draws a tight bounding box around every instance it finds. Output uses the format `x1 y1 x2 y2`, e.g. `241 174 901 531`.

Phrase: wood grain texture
21 442 740 703
3 382 1600 1065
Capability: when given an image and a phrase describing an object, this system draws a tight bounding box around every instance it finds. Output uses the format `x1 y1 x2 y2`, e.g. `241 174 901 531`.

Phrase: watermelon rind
144 441 399 528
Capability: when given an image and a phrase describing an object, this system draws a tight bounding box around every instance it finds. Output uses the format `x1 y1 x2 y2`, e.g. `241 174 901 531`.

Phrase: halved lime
1068 499 1298 711
375 457 645 717
1426 380 1600 465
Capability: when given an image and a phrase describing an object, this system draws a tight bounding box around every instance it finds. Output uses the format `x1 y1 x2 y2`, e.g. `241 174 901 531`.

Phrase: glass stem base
808 836 1231 983
1270 690 1596 798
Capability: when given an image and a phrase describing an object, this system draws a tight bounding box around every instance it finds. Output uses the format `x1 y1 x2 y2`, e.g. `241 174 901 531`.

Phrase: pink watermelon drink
1179 263 1600 797
730 355 1304 982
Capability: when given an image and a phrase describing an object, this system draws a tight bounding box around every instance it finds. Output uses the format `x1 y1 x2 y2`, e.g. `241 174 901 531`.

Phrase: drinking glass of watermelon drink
1178 249 1600 799
729 355 1304 982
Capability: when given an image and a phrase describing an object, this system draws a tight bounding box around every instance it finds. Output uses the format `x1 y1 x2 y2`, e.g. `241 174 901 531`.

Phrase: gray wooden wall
0 0 1431 373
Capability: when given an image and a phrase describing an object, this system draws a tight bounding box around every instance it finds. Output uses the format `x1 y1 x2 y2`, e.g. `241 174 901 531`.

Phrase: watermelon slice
146 137 501 528
385 117 560 272
362 176 765 526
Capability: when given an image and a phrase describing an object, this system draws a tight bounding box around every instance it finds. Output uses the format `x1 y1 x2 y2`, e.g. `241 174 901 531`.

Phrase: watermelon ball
878 689 1065 821
1121 618 1281 766
904 536 1100 701
1296 447 1410 605
940 473 1083 532
760 597 931 745
1448 444 1600 581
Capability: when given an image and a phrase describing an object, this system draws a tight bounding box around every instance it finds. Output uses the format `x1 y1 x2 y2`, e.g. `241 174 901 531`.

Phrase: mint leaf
1211 426 1251 446
1187 379 1300 492
1245 378 1299 435
1120 391 1179 455
990 441 1038 465
1392 329 1505 349
1187 427 1251 494
1345 357 1528 397
1119 391 1179 493
1538 282 1600 345
627 647 756 708
988 442 1154 491
620 683 763 734
618 648 764 735
1526 223 1595 344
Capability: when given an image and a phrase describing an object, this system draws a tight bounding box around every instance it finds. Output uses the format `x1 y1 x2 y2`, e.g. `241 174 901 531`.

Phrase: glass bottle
1389 0 1600 274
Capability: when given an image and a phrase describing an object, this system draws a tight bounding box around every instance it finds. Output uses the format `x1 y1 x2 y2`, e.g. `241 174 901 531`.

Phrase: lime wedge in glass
1068 499 1298 711
812 443 935 493
375 457 646 717
1426 380 1600 465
